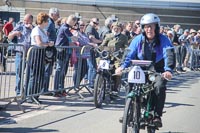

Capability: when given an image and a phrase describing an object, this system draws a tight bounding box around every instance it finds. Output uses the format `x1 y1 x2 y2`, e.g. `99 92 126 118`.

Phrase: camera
74 13 82 30
111 14 118 22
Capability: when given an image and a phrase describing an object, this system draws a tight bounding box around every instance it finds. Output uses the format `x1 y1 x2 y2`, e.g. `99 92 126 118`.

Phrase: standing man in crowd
192 30 200 69
123 21 133 44
43 7 60 93
47 7 59 42
85 18 102 88
178 29 190 70
54 14 77 97
98 17 113 40
167 30 174 43
8 14 33 96
188 29 197 70
175 28 189 72
172 24 184 72
131 20 142 39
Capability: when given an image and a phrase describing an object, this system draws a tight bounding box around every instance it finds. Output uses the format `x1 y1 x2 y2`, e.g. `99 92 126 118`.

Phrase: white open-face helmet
140 13 160 27
140 13 161 36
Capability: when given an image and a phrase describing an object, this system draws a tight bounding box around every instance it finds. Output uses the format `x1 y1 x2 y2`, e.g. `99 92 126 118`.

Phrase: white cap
167 30 174 36
49 8 59 15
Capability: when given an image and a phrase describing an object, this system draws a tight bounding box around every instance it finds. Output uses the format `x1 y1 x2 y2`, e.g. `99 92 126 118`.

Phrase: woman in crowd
27 12 54 103
72 20 98 87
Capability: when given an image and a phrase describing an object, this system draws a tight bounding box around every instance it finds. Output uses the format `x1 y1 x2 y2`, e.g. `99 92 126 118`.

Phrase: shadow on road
167 71 200 89
165 102 194 108
0 127 58 133
161 131 188 133
1 71 200 125
164 71 199 109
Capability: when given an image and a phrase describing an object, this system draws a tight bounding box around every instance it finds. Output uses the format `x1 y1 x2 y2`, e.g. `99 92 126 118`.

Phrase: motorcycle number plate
128 66 145 83
99 60 110 70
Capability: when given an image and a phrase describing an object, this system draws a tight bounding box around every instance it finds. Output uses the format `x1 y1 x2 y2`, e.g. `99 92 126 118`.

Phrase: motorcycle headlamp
148 74 156 82
101 50 109 59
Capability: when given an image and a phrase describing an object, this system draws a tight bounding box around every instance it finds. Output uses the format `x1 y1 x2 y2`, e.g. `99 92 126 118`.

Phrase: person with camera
53 14 78 97
115 13 175 127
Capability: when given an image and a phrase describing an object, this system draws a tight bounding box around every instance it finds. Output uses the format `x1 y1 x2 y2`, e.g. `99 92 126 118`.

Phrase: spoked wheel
94 73 105 108
122 98 140 133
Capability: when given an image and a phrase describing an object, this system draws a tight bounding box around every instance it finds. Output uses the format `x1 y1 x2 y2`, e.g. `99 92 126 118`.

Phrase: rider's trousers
152 77 168 117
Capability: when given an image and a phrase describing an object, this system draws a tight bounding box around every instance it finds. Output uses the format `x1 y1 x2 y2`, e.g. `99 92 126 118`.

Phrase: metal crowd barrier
0 43 95 111
0 43 25 111
44 46 82 96
47 45 93 98
70 45 94 98
22 46 46 104
22 45 94 103
190 49 200 69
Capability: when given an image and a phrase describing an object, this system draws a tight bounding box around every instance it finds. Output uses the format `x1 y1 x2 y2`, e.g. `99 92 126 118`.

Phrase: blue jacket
55 23 72 46
121 34 174 73
47 18 57 42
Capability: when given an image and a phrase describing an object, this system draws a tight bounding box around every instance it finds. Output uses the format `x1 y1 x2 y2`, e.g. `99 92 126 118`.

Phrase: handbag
70 48 77 66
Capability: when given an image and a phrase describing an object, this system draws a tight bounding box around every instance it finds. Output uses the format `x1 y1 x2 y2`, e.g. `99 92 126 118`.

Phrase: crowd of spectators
0 8 200 102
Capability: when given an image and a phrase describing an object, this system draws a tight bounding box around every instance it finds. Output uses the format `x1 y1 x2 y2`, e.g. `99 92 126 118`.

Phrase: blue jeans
175 45 186 70
54 51 70 91
26 49 45 96
73 58 88 87
43 63 53 92
15 53 23 95
27 68 44 95
87 56 96 88
190 49 199 69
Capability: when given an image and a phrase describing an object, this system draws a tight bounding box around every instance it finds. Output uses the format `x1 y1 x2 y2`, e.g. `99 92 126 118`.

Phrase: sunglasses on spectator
93 22 99 25
80 24 85 26
136 23 140 25
55 14 60 17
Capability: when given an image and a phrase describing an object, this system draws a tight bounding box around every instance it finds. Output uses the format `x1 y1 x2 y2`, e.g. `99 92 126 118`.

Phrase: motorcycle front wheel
94 73 105 108
122 97 140 133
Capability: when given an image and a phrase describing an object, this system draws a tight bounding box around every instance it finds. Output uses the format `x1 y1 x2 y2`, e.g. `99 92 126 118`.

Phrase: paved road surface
0 71 200 133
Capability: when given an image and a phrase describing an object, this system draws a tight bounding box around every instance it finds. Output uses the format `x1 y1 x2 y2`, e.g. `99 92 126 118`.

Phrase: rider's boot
153 116 162 127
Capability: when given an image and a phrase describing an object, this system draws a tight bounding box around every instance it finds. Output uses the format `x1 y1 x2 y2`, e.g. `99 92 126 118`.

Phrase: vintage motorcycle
93 47 123 108
122 60 166 133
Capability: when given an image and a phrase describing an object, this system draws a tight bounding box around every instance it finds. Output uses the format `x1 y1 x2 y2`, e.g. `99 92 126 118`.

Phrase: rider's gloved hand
162 71 172 80
115 67 123 76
